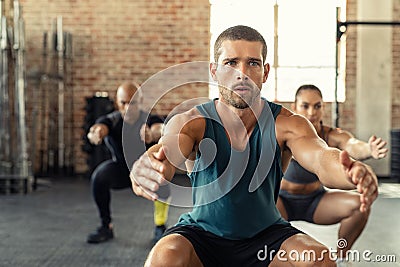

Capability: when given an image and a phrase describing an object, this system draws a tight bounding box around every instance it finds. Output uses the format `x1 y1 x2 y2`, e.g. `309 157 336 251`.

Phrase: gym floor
0 176 399 267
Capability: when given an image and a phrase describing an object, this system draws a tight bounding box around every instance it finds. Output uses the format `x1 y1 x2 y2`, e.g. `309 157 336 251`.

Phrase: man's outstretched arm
283 114 378 212
130 110 201 201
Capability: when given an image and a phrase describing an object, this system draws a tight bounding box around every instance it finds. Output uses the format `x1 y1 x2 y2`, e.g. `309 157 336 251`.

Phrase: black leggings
91 136 131 227
91 159 131 227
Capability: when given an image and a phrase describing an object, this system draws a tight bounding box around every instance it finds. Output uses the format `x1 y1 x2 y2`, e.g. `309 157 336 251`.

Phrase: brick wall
341 0 358 133
344 0 400 131
19 0 210 174
11 0 400 174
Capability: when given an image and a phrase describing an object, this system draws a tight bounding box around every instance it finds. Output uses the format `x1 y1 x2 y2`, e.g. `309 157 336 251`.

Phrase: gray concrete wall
356 0 392 176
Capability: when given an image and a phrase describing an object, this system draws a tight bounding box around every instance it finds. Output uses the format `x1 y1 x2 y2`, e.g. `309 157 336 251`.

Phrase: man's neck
215 98 263 133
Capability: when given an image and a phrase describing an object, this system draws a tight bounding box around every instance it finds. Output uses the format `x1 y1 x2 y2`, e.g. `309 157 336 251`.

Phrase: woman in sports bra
276 84 388 264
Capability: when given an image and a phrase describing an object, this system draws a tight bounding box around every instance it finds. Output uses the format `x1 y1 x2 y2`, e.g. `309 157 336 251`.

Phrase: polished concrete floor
0 176 399 267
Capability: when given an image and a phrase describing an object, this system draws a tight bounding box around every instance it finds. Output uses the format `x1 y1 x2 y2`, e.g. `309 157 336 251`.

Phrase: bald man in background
86 82 169 244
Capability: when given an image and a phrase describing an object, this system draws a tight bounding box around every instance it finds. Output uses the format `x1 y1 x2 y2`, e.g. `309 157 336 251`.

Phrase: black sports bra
283 123 333 184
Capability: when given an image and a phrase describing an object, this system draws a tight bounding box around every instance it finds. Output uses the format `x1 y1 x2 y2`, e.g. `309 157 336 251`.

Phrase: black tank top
284 123 332 184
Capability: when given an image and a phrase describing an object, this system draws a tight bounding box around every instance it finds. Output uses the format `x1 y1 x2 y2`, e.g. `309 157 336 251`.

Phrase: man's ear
210 62 218 81
290 103 296 111
263 63 270 83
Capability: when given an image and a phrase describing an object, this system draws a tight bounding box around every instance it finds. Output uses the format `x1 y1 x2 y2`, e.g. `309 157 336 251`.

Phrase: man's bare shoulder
276 106 316 138
164 107 205 136
276 105 293 118
167 107 203 125
276 106 308 126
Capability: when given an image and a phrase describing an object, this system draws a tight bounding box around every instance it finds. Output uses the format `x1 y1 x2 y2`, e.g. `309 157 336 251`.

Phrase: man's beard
220 87 259 109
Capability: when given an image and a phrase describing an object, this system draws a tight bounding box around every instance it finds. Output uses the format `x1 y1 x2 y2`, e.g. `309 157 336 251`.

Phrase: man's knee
300 243 336 267
145 247 185 267
291 251 336 267
91 161 115 186
91 171 109 188
304 258 336 267
276 234 336 267
145 234 202 267
145 245 186 267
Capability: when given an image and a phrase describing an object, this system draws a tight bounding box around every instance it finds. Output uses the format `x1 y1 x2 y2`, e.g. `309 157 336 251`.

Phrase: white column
356 0 392 176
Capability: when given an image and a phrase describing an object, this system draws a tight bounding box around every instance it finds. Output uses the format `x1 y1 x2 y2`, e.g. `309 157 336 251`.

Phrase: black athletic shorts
279 187 326 223
163 223 303 267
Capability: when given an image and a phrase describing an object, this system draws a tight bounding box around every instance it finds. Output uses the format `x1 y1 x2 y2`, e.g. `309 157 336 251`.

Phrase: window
209 0 346 102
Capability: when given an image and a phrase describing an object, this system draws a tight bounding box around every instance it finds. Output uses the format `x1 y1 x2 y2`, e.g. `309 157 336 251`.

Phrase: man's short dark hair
214 25 268 62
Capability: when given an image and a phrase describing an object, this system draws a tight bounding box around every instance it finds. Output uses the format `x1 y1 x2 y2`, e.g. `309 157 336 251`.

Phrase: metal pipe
341 21 400 26
273 2 278 101
335 19 400 127
14 0 29 177
13 0 19 49
334 7 340 128
337 21 400 41
64 32 73 174
19 15 28 177
0 0 11 170
57 15 64 171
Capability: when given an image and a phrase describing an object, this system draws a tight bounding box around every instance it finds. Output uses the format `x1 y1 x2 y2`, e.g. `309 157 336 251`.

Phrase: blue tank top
283 125 332 184
176 99 288 240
